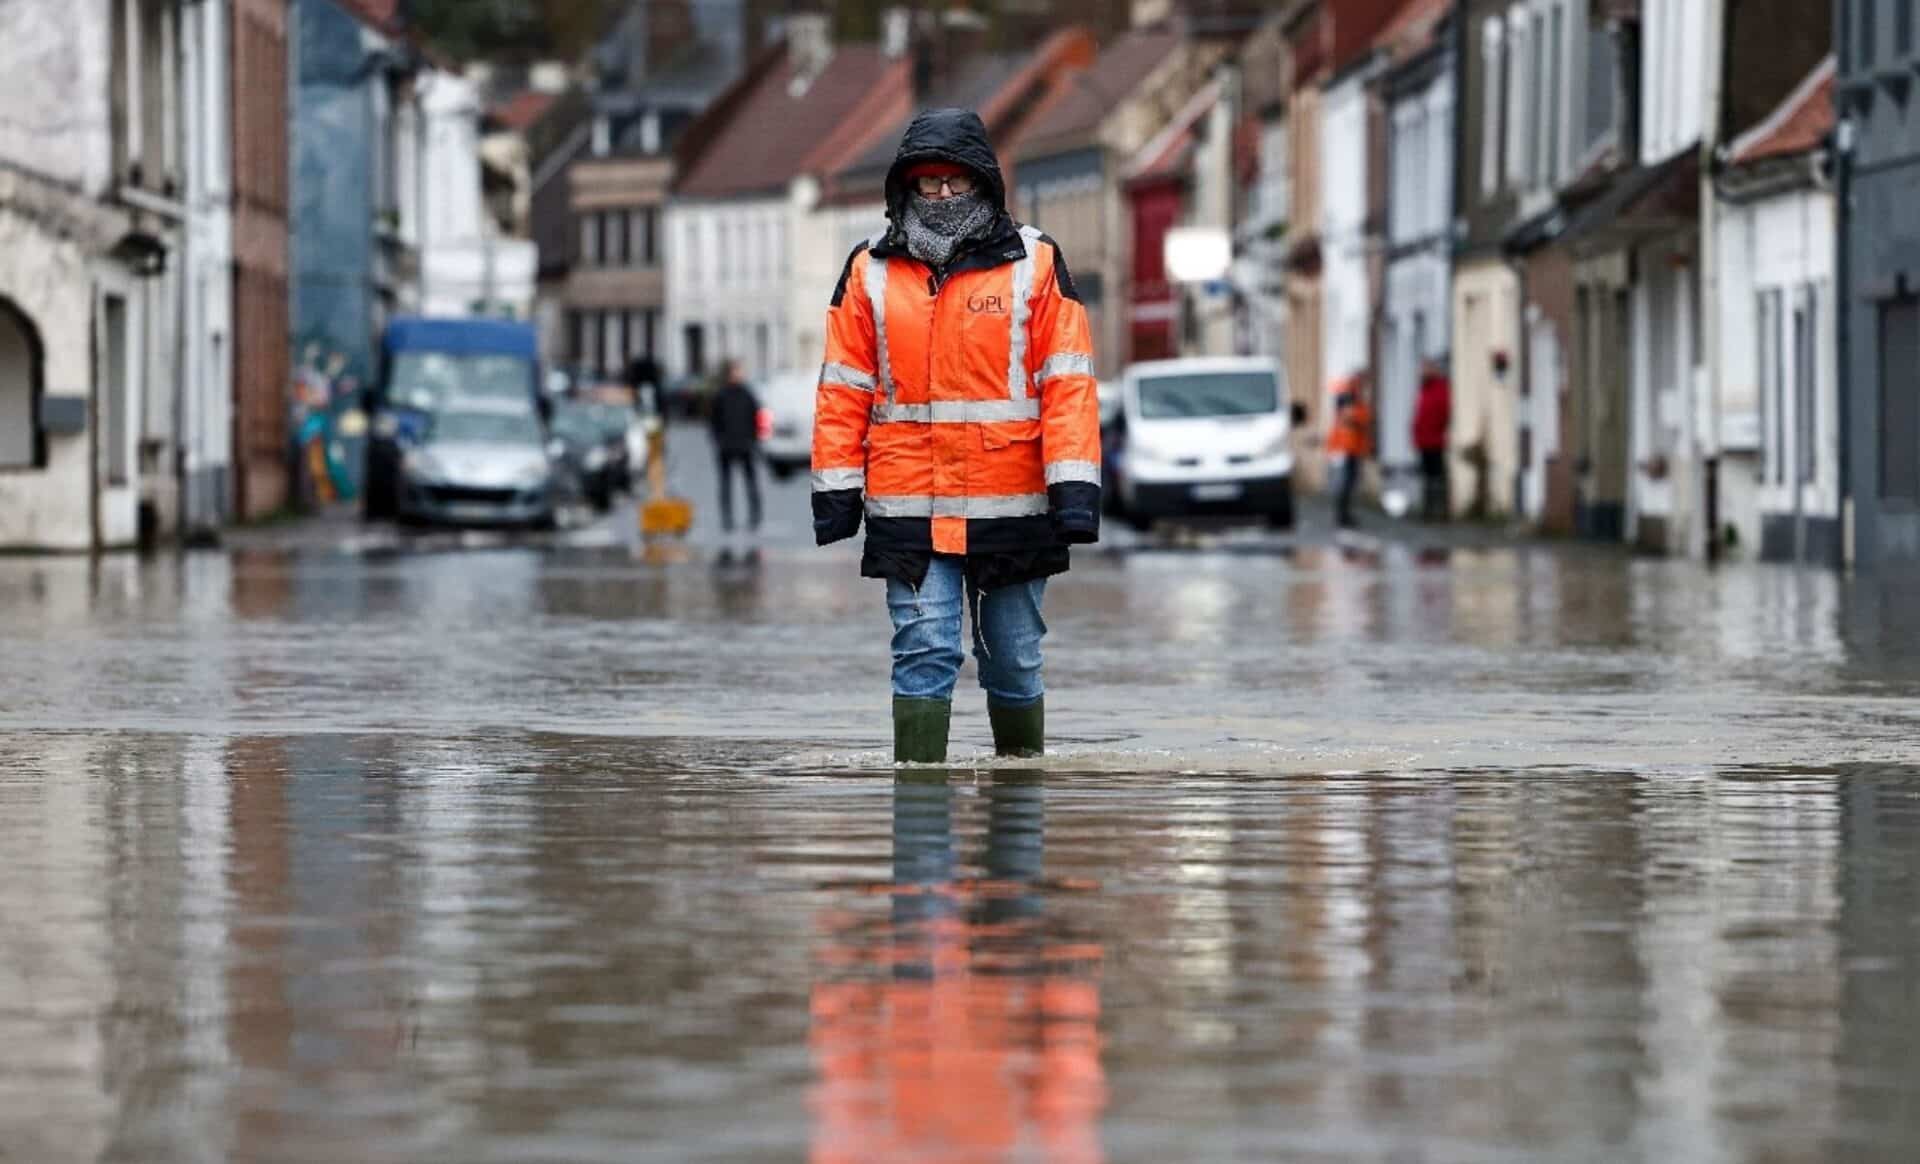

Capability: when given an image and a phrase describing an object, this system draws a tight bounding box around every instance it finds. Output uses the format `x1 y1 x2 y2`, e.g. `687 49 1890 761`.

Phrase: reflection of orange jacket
1327 399 1374 460
810 903 1105 1163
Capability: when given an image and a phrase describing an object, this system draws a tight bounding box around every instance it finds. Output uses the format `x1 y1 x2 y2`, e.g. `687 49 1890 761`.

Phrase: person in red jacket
1412 357 1452 521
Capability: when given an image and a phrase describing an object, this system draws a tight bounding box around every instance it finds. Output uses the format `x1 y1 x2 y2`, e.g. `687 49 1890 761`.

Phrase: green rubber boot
988 698 1045 759
893 697 952 765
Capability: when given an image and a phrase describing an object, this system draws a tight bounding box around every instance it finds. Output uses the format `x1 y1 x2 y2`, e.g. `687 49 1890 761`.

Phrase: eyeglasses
913 173 975 197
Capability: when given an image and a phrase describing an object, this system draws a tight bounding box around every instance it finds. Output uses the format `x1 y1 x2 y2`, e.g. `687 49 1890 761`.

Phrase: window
606 211 627 266
1759 289 1784 484
1545 3 1565 185
582 312 602 374
1900 0 1914 58
1794 288 1816 487
1860 0 1878 70
717 219 730 286
1583 14 1616 152
602 311 624 374
1507 7 1533 188
1481 18 1506 196
580 214 601 267
104 295 130 485
1879 296 1920 502
0 299 45 470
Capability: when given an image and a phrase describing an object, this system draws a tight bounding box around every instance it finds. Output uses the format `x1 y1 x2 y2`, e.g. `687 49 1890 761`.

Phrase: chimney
882 7 913 59
912 5 987 103
787 12 833 81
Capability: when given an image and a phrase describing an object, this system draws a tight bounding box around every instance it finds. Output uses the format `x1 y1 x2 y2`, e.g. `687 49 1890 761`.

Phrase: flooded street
5 459 1920 1162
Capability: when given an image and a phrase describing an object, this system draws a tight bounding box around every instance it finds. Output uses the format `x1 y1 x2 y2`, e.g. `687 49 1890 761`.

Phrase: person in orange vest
1327 375 1375 530
811 109 1103 764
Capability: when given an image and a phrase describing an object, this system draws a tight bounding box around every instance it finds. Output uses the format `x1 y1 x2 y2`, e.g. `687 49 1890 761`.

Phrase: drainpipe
1698 0 1727 562
1834 4 1854 568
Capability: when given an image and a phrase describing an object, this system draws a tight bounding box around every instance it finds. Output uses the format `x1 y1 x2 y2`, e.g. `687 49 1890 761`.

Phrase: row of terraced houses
529 0 1914 566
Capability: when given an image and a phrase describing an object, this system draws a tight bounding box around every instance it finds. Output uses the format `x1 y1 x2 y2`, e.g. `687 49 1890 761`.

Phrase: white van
1108 356 1294 529
757 369 816 481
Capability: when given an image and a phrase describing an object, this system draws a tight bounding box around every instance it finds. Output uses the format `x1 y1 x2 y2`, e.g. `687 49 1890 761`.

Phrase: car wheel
1126 511 1154 534
768 460 797 482
1265 482 1296 530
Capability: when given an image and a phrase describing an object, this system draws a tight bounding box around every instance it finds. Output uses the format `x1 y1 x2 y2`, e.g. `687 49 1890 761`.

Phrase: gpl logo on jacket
966 294 1008 315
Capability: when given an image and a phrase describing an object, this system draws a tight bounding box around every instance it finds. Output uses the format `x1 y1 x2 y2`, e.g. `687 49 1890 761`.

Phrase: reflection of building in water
810 778 1105 1163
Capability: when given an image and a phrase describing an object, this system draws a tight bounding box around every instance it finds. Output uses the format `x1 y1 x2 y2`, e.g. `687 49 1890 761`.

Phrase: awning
1503 149 1701 257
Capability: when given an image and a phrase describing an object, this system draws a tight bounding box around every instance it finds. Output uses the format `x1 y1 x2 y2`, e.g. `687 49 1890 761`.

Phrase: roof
840 54 1034 178
489 91 559 133
332 0 401 35
382 317 539 359
675 45 900 200
1015 30 1182 160
1551 149 1701 250
1125 78 1222 184
1374 0 1450 63
1730 56 1836 166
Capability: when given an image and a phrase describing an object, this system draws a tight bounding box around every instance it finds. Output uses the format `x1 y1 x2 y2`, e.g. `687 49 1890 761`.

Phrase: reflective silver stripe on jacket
866 245 893 406
870 398 1043 425
818 362 876 393
1044 460 1101 486
1007 225 1044 402
1035 352 1092 385
812 467 867 492
866 493 1051 519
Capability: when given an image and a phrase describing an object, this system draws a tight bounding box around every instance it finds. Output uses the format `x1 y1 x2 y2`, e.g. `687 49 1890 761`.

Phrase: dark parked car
548 402 627 512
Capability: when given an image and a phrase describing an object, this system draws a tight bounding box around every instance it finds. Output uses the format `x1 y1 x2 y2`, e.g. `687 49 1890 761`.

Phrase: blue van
362 317 545 520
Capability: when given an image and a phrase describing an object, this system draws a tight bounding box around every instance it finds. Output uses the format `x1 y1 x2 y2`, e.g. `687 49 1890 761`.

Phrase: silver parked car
396 406 556 529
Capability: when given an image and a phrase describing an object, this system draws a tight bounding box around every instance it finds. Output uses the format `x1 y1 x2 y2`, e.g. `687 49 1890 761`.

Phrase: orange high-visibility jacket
811 110 1101 578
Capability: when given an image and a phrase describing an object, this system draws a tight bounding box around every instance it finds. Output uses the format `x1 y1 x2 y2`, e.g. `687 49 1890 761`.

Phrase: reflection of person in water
810 778 1105 1163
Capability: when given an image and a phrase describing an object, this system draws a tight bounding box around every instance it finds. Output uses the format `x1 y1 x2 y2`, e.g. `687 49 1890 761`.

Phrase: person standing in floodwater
810 108 1103 764
709 359 764 533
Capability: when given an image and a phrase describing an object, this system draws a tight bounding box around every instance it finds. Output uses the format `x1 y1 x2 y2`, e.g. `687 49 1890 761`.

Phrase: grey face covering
902 191 996 269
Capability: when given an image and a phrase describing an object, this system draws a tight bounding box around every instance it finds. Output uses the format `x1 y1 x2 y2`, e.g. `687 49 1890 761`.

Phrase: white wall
785 182 886 378
418 73 537 320
1641 0 1709 165
665 197 791 381
0 0 115 195
1320 72 1369 385
1717 186 1838 542
181 0 233 531
1382 68 1454 480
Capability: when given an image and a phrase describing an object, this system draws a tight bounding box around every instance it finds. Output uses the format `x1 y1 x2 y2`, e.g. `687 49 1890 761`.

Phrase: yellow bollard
639 423 694 539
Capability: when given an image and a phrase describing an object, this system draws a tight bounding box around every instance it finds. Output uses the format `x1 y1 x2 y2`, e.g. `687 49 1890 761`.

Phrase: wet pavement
5 436 1920 1161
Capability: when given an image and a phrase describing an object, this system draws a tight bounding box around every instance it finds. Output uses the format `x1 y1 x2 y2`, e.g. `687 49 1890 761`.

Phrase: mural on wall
291 335 366 505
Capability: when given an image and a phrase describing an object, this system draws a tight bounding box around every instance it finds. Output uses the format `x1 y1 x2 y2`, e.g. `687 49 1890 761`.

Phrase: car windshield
388 352 531 412
551 407 603 443
589 404 629 438
431 412 543 446
1135 371 1280 420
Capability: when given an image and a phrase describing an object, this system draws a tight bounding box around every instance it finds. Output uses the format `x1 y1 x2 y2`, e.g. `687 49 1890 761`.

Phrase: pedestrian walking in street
1412 357 1452 521
710 360 763 533
810 108 1103 764
1327 376 1375 530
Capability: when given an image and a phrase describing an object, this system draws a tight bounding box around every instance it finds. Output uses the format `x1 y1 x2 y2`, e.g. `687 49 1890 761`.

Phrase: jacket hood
883 107 1009 230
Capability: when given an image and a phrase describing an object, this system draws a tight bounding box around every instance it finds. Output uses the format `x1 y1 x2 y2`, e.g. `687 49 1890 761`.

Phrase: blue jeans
886 555 1047 706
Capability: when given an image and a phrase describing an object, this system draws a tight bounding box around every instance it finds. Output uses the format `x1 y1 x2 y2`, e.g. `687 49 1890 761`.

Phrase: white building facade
1319 69 1372 390
664 199 792 382
1628 0 1712 554
419 73 537 322
0 0 201 550
1381 49 1454 493
1713 61 1839 564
